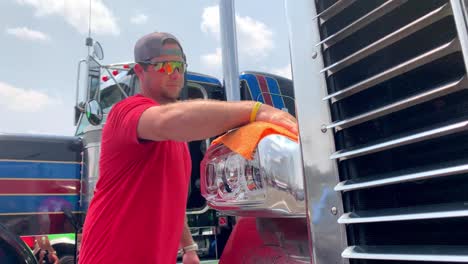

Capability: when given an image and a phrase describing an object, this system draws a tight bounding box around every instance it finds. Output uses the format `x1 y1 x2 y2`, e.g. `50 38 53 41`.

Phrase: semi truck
206 0 468 263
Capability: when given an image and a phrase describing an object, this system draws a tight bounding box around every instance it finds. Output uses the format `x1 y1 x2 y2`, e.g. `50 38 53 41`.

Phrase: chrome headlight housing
201 134 305 217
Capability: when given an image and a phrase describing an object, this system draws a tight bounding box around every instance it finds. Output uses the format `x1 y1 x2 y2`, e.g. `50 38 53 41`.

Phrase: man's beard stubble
162 88 180 103
144 78 181 103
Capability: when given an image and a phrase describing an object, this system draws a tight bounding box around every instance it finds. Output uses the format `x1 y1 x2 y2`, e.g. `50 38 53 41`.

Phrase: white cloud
15 0 119 35
130 13 148 25
25 129 57 135
271 64 292 79
236 16 274 57
0 82 72 135
201 6 220 36
201 48 222 69
0 82 62 113
201 5 274 59
6 27 50 42
200 48 223 79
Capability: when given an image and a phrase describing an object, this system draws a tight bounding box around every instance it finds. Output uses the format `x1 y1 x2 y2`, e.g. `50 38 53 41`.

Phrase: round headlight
218 154 244 198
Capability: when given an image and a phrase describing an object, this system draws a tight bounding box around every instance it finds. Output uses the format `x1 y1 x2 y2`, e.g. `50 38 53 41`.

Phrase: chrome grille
316 0 468 263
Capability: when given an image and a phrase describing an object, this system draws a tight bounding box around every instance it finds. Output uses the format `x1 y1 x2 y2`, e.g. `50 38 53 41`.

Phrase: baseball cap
134 32 186 63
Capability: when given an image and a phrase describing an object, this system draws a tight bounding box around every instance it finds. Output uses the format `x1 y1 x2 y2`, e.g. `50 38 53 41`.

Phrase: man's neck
156 97 177 105
140 91 176 105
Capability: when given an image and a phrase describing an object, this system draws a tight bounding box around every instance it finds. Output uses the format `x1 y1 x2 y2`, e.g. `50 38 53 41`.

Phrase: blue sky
0 0 292 136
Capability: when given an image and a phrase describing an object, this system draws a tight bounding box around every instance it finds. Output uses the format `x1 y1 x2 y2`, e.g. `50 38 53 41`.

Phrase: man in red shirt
79 32 297 264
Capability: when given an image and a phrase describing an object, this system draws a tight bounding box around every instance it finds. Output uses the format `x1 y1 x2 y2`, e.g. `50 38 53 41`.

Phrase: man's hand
38 250 59 264
255 103 298 134
182 250 200 264
36 236 59 264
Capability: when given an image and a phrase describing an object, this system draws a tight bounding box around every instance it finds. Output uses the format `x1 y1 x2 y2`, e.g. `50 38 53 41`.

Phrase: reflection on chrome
202 134 306 217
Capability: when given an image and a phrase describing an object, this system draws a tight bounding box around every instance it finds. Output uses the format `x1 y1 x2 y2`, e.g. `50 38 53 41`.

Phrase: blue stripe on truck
0 195 80 214
0 161 81 180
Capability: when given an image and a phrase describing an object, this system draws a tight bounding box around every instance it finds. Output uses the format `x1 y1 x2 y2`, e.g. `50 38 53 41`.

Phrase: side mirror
93 41 104 60
85 100 103 126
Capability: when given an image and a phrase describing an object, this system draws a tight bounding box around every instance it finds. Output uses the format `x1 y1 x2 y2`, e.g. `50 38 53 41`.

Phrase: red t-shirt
79 95 191 264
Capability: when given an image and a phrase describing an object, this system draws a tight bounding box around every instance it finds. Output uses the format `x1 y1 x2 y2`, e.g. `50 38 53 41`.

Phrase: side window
100 74 132 113
133 76 141 94
75 114 90 136
87 59 100 100
88 74 100 100
187 83 206 99
75 74 132 136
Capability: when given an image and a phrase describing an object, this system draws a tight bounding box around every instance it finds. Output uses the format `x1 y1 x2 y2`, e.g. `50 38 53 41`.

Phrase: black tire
58 255 76 264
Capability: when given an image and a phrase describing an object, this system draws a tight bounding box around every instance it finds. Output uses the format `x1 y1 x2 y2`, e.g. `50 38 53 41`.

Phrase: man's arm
137 100 297 142
180 215 199 263
180 215 195 248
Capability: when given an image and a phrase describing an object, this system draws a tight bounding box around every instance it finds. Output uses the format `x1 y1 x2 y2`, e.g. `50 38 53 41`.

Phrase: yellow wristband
250 102 262 123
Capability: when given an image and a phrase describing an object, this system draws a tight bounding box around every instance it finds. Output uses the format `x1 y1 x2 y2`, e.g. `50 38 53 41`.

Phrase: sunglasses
140 61 187 75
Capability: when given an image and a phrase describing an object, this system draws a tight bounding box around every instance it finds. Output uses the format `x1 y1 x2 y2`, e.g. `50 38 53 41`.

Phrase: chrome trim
188 82 209 99
219 0 240 101
0 211 83 216
0 193 78 196
331 119 468 160
76 59 86 107
85 55 100 101
206 135 306 217
328 75 468 131
314 0 356 23
317 0 408 49
339 203 468 224
201 227 215 236
342 245 468 262
322 3 452 75
324 38 461 102
451 0 468 71
0 178 80 181
335 163 468 192
83 142 100 149
82 125 103 211
186 205 210 215
0 159 81 165
286 0 349 263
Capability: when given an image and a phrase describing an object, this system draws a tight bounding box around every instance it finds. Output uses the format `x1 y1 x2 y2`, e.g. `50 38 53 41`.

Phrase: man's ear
134 63 145 80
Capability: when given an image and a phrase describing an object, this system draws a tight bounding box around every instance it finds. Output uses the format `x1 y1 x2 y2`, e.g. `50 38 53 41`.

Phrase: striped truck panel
239 72 296 117
0 134 83 235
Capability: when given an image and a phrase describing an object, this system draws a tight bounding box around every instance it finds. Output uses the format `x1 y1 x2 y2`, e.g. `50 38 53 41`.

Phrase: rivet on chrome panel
321 125 327 133
331 207 338 215
312 52 318 59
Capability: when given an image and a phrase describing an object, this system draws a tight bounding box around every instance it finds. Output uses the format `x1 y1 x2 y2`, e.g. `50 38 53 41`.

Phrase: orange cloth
212 121 299 160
